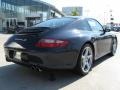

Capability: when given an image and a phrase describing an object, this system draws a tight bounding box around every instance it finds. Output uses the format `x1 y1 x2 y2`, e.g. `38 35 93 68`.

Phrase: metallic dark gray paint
4 17 117 69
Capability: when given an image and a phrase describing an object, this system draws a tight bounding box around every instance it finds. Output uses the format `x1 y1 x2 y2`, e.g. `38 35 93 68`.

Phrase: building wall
0 0 64 32
0 0 2 31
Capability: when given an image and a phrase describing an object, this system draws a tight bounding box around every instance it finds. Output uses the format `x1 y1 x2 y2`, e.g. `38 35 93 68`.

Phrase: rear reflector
35 39 69 48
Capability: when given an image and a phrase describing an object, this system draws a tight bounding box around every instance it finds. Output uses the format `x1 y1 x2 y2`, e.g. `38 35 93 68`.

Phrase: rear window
34 18 76 28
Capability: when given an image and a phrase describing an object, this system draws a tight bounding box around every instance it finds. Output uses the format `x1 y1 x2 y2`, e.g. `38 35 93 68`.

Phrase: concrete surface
0 32 120 90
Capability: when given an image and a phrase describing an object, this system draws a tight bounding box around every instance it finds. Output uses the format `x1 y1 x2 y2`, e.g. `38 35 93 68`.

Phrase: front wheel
75 44 94 76
109 38 117 56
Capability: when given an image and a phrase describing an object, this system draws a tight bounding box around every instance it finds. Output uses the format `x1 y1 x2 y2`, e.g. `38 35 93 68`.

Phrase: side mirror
103 27 111 32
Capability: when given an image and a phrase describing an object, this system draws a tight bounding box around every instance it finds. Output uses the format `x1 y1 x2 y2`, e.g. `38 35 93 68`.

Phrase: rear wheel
75 44 94 76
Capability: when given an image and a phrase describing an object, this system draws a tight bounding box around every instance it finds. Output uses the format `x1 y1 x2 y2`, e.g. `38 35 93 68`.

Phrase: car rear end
4 25 78 70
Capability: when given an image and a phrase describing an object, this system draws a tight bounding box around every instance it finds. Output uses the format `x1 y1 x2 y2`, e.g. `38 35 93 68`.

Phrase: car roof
63 16 90 20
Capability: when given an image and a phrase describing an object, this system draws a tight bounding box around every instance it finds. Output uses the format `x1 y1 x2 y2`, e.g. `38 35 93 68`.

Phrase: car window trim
86 18 104 32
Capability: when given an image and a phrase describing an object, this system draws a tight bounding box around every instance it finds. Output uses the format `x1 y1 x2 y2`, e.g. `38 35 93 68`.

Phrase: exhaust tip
31 65 41 71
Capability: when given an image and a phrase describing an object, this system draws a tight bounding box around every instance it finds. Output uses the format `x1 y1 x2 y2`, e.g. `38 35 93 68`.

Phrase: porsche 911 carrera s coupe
4 16 117 75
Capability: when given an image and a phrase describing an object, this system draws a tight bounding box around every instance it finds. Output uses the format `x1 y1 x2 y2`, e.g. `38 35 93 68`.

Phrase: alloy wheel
81 46 93 73
112 39 117 55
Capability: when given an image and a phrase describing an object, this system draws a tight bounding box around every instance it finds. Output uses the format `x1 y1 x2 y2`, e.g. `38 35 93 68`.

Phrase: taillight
35 39 69 48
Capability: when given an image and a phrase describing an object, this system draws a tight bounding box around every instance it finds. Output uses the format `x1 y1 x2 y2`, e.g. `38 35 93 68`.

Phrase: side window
88 19 103 32
76 20 91 31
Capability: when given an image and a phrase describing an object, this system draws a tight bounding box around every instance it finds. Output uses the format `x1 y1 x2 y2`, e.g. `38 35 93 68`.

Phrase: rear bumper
4 48 78 69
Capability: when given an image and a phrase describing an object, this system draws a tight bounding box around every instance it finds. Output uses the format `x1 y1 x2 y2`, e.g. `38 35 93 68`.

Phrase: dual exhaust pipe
31 65 41 71
31 65 56 81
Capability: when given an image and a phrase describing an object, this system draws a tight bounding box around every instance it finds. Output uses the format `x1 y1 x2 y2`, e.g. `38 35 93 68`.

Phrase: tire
75 44 94 76
109 38 117 56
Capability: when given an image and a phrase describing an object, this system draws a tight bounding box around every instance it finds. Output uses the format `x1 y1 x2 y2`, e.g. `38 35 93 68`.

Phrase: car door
87 19 112 59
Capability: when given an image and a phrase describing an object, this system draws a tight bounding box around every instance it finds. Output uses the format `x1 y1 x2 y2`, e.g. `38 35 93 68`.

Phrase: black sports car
4 16 117 75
